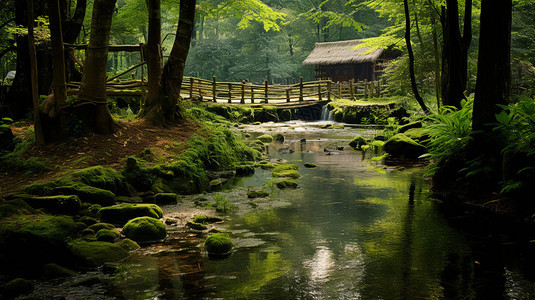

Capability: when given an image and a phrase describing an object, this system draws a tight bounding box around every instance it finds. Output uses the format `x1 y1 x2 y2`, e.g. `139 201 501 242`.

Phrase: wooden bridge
66 76 387 107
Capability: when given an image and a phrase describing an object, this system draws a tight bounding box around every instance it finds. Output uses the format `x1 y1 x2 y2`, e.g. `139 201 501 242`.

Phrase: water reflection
110 124 535 299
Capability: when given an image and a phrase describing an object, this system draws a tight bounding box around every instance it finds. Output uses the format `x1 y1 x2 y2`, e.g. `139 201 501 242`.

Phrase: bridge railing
181 76 332 104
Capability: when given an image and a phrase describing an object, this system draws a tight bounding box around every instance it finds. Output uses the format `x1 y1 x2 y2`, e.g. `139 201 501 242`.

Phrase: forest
0 0 535 298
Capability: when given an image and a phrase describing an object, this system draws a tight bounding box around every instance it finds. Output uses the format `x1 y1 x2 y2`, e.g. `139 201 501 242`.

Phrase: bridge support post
299 77 303 101
241 82 245 104
228 83 232 103
212 76 216 102
350 79 355 100
189 77 194 99
327 81 331 101
286 88 290 102
251 86 255 104
318 83 322 101
264 80 268 103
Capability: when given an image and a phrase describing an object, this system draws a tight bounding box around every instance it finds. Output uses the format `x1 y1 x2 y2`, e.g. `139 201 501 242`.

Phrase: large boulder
70 241 129 268
0 215 78 272
99 203 163 225
205 233 232 258
383 133 427 158
271 164 300 179
122 217 167 243
348 136 367 150
24 180 116 206
71 166 127 195
24 195 82 214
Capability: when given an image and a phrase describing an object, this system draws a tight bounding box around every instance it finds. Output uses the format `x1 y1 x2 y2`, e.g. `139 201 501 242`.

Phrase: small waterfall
320 104 332 121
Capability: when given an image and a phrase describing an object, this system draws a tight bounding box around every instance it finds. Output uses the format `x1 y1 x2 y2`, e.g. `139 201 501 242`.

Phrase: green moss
255 161 278 169
24 195 82 214
272 164 300 178
210 179 222 186
42 263 76 279
257 134 274 143
71 166 126 194
397 121 422 133
3 278 33 297
0 199 35 217
332 124 345 129
96 229 119 243
122 217 167 243
304 162 318 168
247 190 270 198
371 140 385 148
24 180 116 207
403 128 428 144
117 238 140 251
235 164 255 176
0 215 78 270
320 124 332 129
70 240 130 267
383 133 427 158
151 177 173 193
349 136 367 150
81 228 95 235
79 216 98 226
99 203 163 225
193 215 223 224
87 222 115 231
122 157 155 191
204 233 232 255
154 193 180 205
276 179 299 189
187 221 208 230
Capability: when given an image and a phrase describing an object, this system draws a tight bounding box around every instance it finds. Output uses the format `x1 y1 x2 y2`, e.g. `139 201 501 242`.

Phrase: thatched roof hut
303 39 396 82
302 40 383 66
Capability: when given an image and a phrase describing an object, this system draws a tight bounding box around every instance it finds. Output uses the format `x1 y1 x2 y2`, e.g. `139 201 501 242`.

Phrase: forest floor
0 119 199 195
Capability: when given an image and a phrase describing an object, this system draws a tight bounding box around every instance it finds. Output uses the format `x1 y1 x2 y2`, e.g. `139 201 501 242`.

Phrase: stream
28 121 535 299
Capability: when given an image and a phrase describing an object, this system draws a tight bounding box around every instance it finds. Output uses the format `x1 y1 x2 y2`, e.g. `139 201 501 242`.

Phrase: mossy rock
122 157 155 191
257 134 273 143
371 140 385 148
320 124 332 129
70 240 129 268
122 217 166 243
3 278 33 298
235 164 255 176
117 238 140 251
204 233 232 257
383 133 427 158
24 181 116 207
87 222 116 232
79 216 98 226
193 215 223 224
154 193 180 205
96 229 119 243
24 195 82 214
42 263 76 279
99 203 163 225
332 124 345 129
187 221 208 230
304 162 318 168
0 215 78 271
272 164 300 179
151 177 174 194
403 128 429 145
71 166 126 194
397 121 422 133
348 136 367 150
0 199 35 217
247 190 270 198
276 179 299 189
81 228 95 236
209 179 222 187
273 133 285 143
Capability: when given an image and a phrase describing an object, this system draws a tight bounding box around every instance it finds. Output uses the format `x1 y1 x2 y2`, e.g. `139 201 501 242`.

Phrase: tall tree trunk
441 0 472 109
404 0 430 114
145 0 196 126
472 0 512 131
78 0 116 134
27 0 44 145
40 0 67 142
143 0 162 108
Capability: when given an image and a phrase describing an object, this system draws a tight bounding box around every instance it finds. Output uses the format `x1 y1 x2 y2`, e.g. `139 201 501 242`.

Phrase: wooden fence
182 77 387 104
66 77 387 103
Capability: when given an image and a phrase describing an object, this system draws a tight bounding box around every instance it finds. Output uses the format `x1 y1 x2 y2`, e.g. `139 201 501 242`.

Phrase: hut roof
302 39 383 65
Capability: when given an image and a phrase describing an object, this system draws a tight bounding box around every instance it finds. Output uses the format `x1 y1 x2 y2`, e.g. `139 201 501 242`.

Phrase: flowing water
28 121 535 299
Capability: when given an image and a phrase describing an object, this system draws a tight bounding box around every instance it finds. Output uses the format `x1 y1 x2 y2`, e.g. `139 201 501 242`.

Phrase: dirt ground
0 119 199 195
